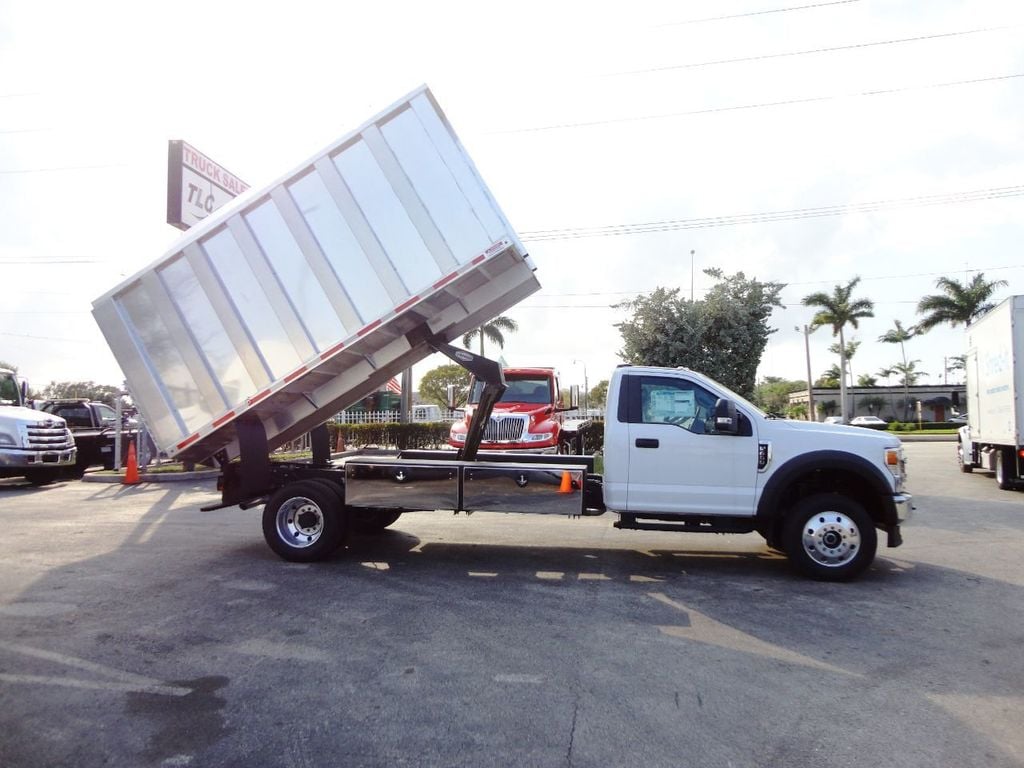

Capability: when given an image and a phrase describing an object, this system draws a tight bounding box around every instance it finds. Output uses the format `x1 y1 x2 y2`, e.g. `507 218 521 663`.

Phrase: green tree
815 364 842 388
753 377 806 415
588 379 609 411
802 277 874 423
916 273 1008 331
462 315 518 356
41 381 122 407
879 319 917 420
616 269 785 399
418 364 471 409
856 374 877 387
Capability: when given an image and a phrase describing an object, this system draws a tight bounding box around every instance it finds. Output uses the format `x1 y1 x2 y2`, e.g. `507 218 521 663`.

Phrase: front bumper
893 493 914 523
0 447 77 469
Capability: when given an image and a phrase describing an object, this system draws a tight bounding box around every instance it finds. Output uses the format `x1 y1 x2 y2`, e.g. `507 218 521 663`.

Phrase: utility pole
690 250 695 302
797 325 816 421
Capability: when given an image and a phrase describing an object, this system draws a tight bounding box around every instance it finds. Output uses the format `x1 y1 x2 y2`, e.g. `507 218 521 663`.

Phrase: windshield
469 376 552 405
0 373 20 406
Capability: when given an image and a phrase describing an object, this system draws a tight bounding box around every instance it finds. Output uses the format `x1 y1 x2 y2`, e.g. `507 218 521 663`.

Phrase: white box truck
957 295 1024 488
93 86 912 580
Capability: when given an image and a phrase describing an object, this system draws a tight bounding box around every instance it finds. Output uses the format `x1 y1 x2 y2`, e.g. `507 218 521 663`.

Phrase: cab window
637 377 718 435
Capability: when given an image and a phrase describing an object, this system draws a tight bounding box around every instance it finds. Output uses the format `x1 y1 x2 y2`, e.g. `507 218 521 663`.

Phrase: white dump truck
0 368 77 485
957 295 1024 488
93 86 912 580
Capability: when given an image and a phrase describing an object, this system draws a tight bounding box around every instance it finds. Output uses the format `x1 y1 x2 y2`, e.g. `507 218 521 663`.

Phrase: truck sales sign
166 140 249 230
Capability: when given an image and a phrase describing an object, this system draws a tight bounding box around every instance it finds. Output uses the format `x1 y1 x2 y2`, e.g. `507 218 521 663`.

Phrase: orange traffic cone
123 441 140 485
558 471 574 494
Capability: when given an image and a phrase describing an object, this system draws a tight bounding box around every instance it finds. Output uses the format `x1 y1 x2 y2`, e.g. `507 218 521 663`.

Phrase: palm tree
877 366 897 417
802 277 875 423
879 319 916 420
893 360 927 418
916 273 1008 332
462 315 519 357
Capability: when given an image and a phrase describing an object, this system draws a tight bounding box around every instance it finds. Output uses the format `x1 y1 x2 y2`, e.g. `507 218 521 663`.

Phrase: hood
771 417 901 446
0 405 67 426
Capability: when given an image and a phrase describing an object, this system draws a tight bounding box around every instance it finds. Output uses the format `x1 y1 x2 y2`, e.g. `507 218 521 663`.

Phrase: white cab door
624 374 758 516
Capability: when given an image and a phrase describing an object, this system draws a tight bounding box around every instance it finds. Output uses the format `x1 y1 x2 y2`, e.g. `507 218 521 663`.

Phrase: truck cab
38 399 129 476
604 366 913 579
449 367 567 453
0 369 77 485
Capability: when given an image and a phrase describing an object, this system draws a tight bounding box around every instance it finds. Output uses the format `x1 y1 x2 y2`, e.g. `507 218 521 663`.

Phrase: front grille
26 421 73 450
482 415 528 442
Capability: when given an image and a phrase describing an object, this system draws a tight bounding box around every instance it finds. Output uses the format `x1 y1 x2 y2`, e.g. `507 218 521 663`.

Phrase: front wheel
957 441 973 473
783 494 877 581
262 480 346 562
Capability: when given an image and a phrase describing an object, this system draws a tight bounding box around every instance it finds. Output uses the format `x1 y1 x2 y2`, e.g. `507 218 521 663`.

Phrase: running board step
614 515 755 534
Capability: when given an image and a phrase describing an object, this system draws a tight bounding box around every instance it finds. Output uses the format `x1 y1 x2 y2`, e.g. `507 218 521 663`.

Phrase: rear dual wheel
262 479 348 562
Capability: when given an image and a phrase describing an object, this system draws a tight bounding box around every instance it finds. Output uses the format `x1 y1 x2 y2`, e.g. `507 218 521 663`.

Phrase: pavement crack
566 699 579 767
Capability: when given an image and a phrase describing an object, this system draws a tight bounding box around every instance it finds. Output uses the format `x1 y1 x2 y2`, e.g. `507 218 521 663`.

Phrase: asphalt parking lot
1 441 1022 768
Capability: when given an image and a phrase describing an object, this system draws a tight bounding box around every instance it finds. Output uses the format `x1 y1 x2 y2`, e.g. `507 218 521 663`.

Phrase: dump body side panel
92 87 538 462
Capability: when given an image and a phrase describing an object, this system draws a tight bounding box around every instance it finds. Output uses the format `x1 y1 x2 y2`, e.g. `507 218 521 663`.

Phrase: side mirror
19 380 29 403
713 398 738 435
569 385 580 409
446 384 458 410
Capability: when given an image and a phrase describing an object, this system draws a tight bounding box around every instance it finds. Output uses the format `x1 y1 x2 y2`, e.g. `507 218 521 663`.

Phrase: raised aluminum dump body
93 86 538 463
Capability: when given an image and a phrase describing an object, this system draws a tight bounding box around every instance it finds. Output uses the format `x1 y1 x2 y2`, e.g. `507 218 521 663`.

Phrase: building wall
788 384 965 422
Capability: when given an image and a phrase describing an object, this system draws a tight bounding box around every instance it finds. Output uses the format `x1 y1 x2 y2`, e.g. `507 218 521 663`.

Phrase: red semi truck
449 367 590 454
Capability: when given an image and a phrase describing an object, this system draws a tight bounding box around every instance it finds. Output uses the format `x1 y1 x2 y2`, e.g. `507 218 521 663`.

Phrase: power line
609 24 1018 76
520 184 1024 241
492 72 1024 134
659 0 860 26
0 163 129 175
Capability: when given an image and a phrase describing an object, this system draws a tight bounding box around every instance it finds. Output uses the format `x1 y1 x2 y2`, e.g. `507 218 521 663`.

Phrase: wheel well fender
756 450 897 542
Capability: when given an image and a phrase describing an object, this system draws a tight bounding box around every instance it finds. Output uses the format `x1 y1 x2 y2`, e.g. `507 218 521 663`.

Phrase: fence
335 409 463 425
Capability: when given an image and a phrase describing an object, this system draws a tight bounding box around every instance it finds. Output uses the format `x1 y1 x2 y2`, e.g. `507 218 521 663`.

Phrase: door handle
635 438 659 448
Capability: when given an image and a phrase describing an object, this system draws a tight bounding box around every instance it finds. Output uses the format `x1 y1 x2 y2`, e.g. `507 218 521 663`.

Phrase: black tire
262 480 345 562
350 508 402 535
995 449 1016 490
307 478 350 549
783 494 877 582
24 470 60 486
957 441 973 473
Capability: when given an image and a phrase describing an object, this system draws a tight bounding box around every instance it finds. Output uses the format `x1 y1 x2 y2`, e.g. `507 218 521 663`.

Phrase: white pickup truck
93 86 911 580
0 368 77 485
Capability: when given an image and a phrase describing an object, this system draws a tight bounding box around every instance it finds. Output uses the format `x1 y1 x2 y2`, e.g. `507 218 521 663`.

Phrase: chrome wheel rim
275 496 324 549
801 511 861 568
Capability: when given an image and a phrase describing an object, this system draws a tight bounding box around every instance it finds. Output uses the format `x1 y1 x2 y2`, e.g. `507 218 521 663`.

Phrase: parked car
850 415 887 428
823 416 843 424
950 413 968 424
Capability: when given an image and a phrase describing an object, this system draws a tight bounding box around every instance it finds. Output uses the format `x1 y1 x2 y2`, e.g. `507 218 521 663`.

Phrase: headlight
527 433 554 442
0 431 18 447
884 447 906 491
453 432 466 442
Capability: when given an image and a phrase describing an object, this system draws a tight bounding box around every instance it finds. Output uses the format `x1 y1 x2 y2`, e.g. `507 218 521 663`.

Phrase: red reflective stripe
248 389 272 405
212 411 236 428
472 254 485 265
358 320 382 336
177 433 200 449
284 366 307 383
394 296 420 313
485 241 505 256
321 342 345 359
433 272 458 288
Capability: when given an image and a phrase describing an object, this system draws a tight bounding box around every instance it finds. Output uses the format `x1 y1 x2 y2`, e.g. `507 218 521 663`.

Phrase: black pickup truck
37 399 134 477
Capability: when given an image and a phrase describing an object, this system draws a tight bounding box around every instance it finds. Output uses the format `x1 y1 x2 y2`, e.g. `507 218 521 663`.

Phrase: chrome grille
26 421 73 450
482 415 528 442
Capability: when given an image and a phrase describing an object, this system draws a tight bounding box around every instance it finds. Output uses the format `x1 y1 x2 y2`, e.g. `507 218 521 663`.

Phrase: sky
2 0 1023 401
